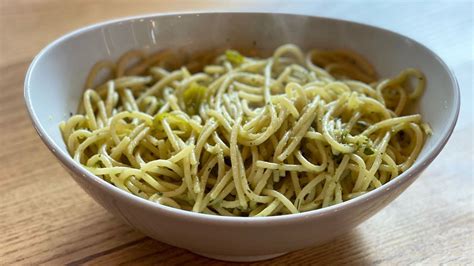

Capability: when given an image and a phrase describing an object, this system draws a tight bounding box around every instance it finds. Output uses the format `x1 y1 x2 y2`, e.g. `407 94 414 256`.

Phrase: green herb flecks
183 82 207 115
364 146 375 155
153 112 191 134
225 50 244 65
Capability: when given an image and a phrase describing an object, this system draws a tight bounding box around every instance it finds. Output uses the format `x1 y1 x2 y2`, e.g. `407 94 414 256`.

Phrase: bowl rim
24 11 460 225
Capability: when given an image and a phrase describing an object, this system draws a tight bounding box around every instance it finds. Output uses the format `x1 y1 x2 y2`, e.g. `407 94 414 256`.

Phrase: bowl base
191 251 287 262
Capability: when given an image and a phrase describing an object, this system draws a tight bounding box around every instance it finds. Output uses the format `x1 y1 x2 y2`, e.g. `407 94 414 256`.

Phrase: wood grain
1 0 473 264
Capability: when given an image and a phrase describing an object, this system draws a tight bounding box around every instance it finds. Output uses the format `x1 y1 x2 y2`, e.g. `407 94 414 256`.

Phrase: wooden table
1 1 472 264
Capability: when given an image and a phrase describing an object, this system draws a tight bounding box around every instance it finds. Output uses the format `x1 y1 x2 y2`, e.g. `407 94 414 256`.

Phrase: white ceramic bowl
24 12 459 262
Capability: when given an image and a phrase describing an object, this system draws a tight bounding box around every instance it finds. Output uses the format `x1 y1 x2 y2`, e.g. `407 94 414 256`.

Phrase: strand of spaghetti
116 50 146 77
295 173 328 210
194 119 218 161
254 168 273 195
73 128 109 163
137 69 184 102
109 136 130 160
237 149 273 204
209 170 233 200
362 114 421 136
211 181 236 205
161 182 187 197
246 146 260 186
242 108 269 131
263 189 299 214
294 141 327 173
151 196 182 209
359 132 391 191
273 44 305 65
254 200 280 217
399 123 424 171
84 60 116 90
270 183 295 215
325 62 374 83
256 161 313 172
393 86 408 115
239 109 288 146
193 156 218 212
83 89 107 130
104 81 116 116
126 126 150 155
322 98 357 154
167 145 195 163
377 68 425 100
350 154 368 192
304 131 327 142
359 96 392 119
142 160 184 177
93 153 128 190
256 181 290 216
66 129 92 153
271 95 299 118
99 144 128 167
109 111 153 144
320 155 350 206
207 110 232 132
381 153 399 180
277 95 320 161
230 117 248 209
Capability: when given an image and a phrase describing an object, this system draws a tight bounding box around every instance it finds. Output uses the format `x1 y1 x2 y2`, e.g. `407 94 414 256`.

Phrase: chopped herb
340 130 348 142
156 99 165 110
225 50 244 65
183 82 207 115
153 112 191 133
364 147 375 155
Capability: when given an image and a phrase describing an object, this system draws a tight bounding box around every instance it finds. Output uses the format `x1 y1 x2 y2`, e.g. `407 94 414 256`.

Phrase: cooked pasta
60 44 430 216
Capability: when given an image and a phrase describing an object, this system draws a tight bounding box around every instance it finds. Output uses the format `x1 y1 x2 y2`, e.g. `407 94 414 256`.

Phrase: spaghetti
60 44 430 216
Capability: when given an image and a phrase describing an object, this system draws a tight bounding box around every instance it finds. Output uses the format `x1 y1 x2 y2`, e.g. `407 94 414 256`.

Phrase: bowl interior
25 12 458 212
